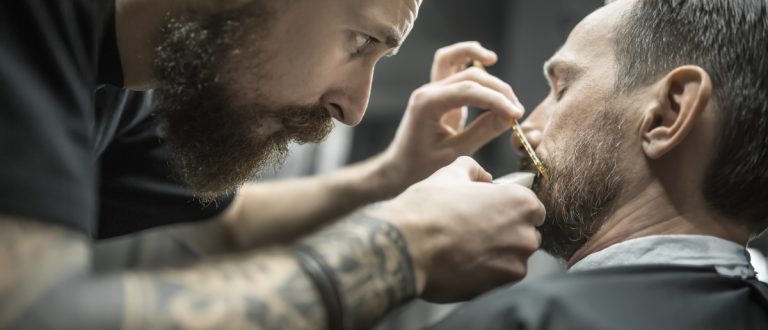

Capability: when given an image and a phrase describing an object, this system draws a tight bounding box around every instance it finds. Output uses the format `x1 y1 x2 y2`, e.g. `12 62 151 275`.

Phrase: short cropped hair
613 0 768 234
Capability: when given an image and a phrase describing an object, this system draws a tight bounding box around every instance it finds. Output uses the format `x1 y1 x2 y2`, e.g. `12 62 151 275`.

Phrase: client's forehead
547 0 634 75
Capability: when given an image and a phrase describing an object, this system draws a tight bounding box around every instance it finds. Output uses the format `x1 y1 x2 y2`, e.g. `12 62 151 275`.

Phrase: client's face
516 1 635 260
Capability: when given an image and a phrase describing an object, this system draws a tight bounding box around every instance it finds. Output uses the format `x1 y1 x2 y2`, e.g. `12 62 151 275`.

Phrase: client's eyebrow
543 59 585 84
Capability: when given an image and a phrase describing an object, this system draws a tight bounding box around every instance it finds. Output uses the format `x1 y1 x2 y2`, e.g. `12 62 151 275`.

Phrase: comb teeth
471 60 549 181
512 120 550 181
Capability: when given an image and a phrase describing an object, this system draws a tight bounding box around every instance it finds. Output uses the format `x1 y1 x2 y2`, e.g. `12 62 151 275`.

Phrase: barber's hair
614 0 768 234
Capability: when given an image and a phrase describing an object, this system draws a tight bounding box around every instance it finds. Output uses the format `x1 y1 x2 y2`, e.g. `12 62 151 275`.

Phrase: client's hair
614 0 768 235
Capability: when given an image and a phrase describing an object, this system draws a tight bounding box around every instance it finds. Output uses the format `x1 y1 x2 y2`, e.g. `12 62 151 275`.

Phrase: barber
0 0 544 329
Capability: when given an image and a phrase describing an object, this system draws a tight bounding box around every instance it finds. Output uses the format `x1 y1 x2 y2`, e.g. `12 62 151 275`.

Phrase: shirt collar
569 235 756 279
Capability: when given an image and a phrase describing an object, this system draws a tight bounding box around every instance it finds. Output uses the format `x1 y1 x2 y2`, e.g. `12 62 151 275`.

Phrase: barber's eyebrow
370 23 404 56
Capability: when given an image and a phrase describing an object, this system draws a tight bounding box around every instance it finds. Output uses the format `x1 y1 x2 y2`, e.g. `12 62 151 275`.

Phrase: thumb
444 156 493 183
448 112 511 155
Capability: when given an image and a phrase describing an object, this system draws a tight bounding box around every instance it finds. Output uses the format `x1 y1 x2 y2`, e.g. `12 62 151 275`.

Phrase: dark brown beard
532 108 626 260
152 6 333 202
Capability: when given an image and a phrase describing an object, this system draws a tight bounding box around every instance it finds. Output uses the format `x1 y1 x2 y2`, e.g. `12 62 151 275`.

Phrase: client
430 0 768 328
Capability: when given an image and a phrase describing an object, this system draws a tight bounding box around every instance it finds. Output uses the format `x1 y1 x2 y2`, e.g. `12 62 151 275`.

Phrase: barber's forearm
226 153 404 249
93 219 237 271
3 215 417 330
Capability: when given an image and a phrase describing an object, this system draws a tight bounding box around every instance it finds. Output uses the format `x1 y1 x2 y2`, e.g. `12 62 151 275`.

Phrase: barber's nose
321 68 374 126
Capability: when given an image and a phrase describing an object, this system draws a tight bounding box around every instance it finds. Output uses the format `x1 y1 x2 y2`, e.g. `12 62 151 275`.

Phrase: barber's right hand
368 156 545 303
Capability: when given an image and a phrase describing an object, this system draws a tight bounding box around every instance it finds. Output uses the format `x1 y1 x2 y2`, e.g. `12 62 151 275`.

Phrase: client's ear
640 66 713 160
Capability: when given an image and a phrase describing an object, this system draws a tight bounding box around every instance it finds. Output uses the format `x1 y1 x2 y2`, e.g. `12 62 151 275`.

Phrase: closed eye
556 86 568 101
354 33 379 55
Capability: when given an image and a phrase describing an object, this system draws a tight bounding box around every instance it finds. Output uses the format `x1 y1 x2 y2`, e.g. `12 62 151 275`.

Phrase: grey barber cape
428 235 768 330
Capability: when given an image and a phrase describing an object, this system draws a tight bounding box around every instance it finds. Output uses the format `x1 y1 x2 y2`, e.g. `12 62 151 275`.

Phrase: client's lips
520 157 537 173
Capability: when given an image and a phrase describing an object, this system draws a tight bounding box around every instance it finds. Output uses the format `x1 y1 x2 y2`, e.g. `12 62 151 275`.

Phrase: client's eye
556 86 568 101
353 33 378 55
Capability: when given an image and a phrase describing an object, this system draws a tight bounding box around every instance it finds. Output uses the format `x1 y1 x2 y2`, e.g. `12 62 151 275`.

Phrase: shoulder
430 266 764 330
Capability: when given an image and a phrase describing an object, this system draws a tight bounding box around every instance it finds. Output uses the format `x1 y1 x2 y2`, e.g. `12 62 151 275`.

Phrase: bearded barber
0 0 544 329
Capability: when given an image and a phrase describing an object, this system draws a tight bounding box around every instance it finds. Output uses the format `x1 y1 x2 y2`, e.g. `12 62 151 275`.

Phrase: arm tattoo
0 218 89 328
0 213 416 330
299 214 417 329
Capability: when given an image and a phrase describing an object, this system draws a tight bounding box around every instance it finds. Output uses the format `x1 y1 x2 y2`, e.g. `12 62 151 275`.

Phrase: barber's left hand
379 41 525 191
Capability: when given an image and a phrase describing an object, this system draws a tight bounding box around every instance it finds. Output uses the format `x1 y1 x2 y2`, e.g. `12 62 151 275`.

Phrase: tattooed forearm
121 249 325 329
0 213 416 330
0 218 89 328
93 220 237 272
299 214 416 329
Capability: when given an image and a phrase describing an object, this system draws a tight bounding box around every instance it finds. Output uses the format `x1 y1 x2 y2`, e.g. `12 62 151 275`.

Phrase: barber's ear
640 66 712 160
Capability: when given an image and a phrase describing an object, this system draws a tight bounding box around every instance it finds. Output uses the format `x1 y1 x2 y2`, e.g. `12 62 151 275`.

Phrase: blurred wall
352 0 604 177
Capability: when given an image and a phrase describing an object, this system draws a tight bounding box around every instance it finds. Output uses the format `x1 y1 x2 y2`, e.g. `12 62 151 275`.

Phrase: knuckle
434 47 449 60
506 187 545 217
507 259 528 280
410 86 431 104
523 231 541 254
464 67 485 78
457 80 481 94
523 198 544 217
461 40 482 48
504 84 515 96
455 155 475 164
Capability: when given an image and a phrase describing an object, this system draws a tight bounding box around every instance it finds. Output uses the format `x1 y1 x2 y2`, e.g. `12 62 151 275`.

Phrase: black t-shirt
429 266 768 330
0 0 233 238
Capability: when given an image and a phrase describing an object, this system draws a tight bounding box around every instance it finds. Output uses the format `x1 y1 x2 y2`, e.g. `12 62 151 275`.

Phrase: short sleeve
95 87 235 239
0 0 112 233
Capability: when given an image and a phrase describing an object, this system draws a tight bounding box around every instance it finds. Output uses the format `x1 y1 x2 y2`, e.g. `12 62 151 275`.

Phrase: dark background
352 0 604 177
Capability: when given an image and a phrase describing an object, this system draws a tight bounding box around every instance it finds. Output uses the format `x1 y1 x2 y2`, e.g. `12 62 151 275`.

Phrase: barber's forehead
347 0 420 38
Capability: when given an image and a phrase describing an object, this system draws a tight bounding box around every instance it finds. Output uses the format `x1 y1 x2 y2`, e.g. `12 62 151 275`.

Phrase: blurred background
260 0 768 328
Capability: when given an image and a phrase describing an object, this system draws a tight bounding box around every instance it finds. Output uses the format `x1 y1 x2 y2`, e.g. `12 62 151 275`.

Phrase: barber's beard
532 109 626 261
152 9 333 202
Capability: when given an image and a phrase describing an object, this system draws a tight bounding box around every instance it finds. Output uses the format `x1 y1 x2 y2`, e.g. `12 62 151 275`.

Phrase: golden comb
472 61 550 181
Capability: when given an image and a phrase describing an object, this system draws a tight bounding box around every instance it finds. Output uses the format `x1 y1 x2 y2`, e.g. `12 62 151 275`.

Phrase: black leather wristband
294 244 346 330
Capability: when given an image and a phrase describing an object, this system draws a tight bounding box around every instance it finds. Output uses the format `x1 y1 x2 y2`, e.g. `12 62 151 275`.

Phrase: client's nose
512 123 543 157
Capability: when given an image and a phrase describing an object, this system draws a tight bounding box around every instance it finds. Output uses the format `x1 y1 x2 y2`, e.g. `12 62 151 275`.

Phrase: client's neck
567 180 749 267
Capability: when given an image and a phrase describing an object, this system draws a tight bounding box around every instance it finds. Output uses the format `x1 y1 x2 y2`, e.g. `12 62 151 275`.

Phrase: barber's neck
567 179 750 268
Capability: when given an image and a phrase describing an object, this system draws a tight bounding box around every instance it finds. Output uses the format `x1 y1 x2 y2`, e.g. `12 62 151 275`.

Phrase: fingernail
510 102 524 118
515 100 526 112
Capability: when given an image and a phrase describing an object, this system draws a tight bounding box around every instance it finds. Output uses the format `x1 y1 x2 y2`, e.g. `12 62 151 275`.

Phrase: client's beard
532 108 626 261
152 7 334 201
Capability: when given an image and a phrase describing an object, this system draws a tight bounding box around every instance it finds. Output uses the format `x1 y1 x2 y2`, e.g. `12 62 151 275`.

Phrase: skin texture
0 215 411 330
513 0 751 266
0 0 548 328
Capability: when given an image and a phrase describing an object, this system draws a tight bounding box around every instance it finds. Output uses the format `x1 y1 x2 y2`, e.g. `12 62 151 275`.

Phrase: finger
445 112 510 155
445 156 493 183
535 228 542 248
437 67 524 110
441 107 468 131
416 81 522 123
492 184 546 227
431 42 498 82
481 256 528 283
